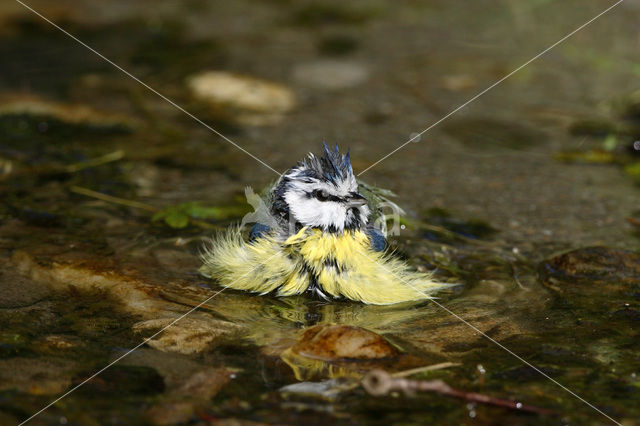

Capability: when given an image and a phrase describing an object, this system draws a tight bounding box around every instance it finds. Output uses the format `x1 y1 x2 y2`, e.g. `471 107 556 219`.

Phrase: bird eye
314 189 330 201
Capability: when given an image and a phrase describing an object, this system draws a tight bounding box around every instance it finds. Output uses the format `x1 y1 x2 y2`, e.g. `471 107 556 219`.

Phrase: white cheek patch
285 190 347 231
282 167 367 231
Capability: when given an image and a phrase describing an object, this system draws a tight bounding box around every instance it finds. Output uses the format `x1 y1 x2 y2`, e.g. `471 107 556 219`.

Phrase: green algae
152 201 250 229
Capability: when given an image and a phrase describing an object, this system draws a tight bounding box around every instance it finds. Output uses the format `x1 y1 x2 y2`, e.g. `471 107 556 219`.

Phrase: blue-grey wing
249 223 271 241
367 228 387 252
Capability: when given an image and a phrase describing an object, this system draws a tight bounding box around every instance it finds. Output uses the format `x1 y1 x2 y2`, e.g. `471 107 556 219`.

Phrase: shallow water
1 0 639 425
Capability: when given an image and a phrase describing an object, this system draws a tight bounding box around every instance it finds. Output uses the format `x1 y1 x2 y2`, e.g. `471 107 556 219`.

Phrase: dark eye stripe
312 189 343 202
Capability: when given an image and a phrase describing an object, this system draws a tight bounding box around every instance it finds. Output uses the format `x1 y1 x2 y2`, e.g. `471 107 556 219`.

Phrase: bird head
274 143 370 232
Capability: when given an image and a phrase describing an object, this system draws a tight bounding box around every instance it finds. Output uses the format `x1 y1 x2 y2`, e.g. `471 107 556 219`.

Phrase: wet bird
199 144 449 305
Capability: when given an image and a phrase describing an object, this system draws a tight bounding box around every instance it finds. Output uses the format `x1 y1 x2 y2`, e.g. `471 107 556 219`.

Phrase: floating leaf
164 210 190 228
183 203 248 220
602 134 618 152
152 201 249 228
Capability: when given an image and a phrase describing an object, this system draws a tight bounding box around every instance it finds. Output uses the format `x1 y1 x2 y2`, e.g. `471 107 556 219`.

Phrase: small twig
1 150 125 180
362 370 553 416
64 150 125 173
70 186 219 230
392 362 460 378
70 185 158 212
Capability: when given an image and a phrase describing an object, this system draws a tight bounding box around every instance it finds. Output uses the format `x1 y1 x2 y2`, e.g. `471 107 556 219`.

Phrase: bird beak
346 192 367 207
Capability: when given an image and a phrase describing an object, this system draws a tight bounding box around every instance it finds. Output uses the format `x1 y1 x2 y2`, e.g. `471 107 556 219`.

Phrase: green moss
152 201 250 229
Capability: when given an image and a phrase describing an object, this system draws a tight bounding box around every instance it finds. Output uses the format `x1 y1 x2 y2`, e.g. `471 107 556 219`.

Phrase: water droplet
469 410 476 418
400 224 406 230
476 364 486 374
60 417 68 425
410 132 422 143
516 402 523 409
634 140 640 150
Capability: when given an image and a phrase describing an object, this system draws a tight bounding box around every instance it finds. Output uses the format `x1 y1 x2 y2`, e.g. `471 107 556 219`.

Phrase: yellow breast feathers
199 227 448 305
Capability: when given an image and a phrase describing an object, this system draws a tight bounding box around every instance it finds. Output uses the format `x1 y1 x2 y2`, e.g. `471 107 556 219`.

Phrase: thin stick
2 150 125 179
392 362 460 378
65 150 125 173
362 369 553 416
70 186 219 230
70 186 158 212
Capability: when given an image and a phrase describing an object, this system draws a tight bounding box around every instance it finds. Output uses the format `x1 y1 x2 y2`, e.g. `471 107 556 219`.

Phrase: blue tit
199 143 450 305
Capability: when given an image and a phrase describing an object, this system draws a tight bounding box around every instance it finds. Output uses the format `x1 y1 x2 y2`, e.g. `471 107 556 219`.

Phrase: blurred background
1 0 639 246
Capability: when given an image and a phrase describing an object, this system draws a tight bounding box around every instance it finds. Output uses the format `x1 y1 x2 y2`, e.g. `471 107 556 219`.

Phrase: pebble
290 324 399 361
186 71 295 126
540 246 640 286
0 95 135 132
132 317 238 355
441 74 477 92
11 250 241 355
293 60 369 90
279 378 357 400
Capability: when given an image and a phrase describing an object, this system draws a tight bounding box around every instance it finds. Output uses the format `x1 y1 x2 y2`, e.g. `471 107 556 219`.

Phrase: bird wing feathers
200 227 449 305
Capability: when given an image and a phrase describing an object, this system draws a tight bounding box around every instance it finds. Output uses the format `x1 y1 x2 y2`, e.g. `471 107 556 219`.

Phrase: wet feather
200 227 449 305
199 144 451 305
